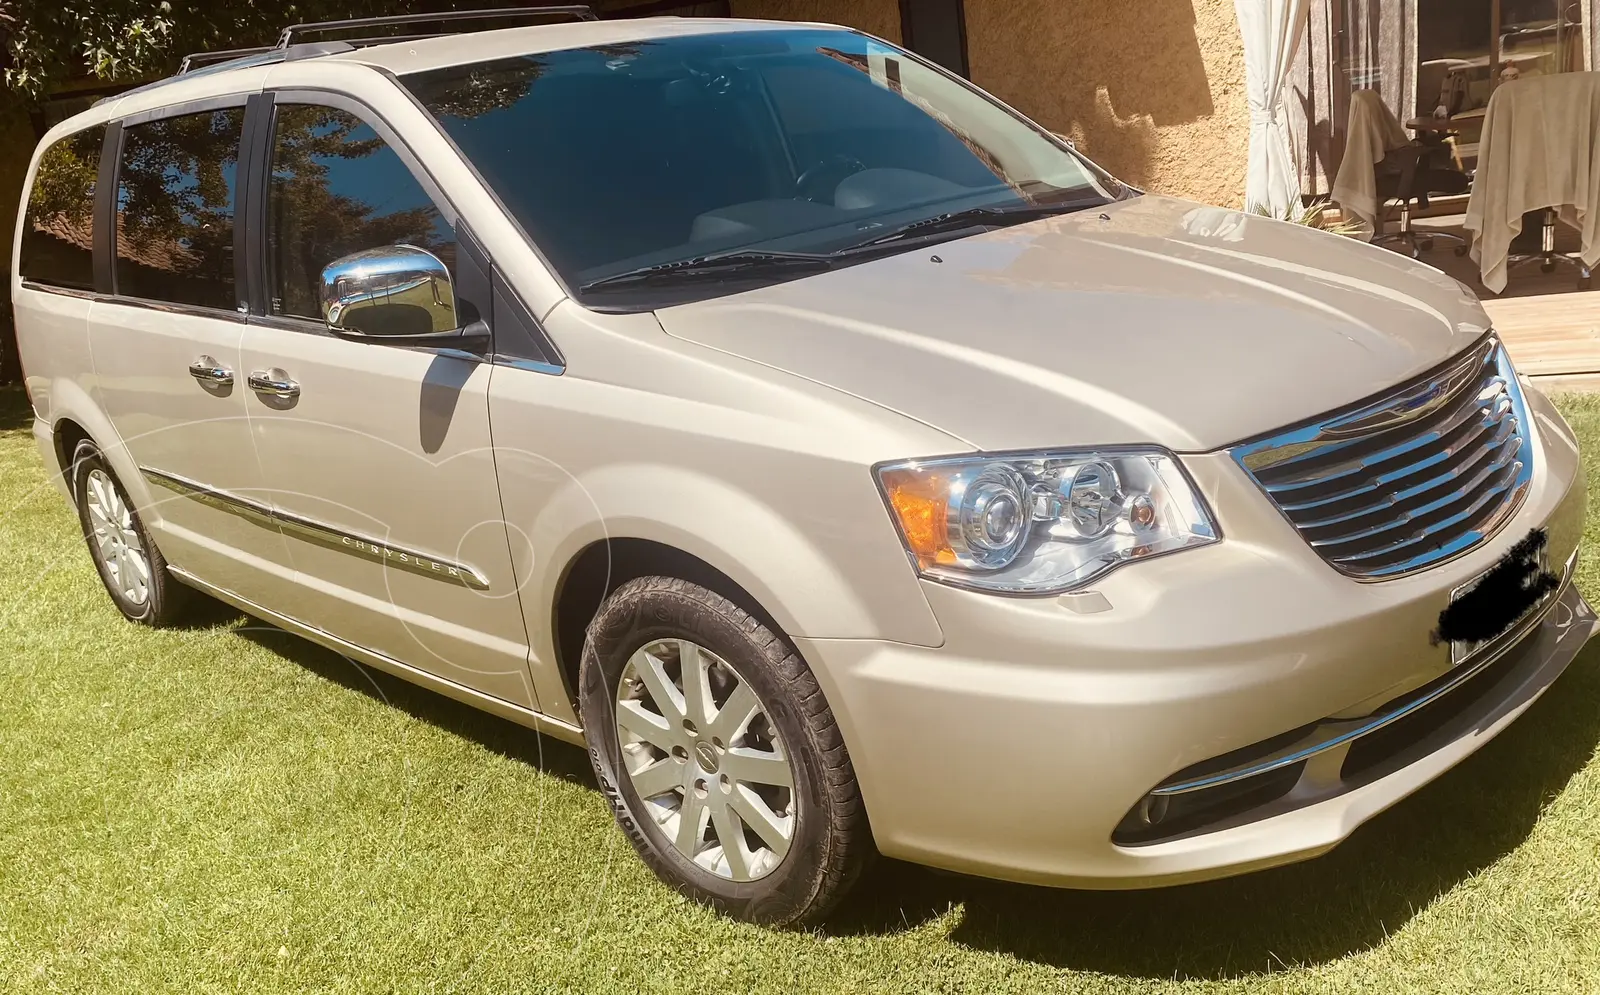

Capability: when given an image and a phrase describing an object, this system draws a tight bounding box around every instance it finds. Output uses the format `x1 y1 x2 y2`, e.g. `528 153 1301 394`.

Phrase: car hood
653 195 1494 453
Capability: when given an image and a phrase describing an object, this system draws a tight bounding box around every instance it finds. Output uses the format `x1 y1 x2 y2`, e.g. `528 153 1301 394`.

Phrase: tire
70 439 191 626
579 576 871 928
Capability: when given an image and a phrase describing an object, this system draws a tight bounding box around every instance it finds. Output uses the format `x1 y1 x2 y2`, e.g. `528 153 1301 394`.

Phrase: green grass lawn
6 383 1600 993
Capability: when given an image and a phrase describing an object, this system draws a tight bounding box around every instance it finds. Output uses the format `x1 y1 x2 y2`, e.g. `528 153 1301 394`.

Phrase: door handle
188 356 234 387
247 369 300 399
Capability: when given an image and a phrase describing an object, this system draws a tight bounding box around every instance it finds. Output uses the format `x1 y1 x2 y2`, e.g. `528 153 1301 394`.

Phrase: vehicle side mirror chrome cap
320 244 457 336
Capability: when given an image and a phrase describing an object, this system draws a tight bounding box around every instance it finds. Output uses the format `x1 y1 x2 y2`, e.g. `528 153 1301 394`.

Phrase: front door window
267 104 456 320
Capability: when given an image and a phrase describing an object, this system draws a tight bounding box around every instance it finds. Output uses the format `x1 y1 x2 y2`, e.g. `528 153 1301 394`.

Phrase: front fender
546 462 943 636
508 459 946 725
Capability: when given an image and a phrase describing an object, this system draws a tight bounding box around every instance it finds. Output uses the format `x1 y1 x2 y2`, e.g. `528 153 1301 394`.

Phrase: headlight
876 449 1220 594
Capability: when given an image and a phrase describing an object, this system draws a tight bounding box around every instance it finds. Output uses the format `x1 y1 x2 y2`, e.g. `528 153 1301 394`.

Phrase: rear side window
19 126 105 291
114 107 244 310
267 104 455 321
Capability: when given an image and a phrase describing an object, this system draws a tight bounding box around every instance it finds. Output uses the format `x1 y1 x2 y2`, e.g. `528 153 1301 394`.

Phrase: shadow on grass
0 385 34 434
231 622 597 788
224 603 1600 981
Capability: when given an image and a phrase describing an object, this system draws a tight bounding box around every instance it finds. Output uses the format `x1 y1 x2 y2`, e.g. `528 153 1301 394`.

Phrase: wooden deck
1402 214 1600 387
1482 291 1600 383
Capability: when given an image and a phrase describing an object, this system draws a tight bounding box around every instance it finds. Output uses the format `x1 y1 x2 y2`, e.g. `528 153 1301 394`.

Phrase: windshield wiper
833 199 1107 254
579 250 836 295
578 200 1107 296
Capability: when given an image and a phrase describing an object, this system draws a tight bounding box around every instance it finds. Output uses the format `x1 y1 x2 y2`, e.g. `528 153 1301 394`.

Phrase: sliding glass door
1499 1 1587 75
1335 0 1417 150
1305 0 1589 191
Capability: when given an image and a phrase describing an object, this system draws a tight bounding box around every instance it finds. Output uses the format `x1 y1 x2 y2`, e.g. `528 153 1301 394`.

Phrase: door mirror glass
320 244 458 336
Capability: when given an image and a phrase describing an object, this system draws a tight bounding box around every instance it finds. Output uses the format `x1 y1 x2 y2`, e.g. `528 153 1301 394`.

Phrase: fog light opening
1138 794 1170 826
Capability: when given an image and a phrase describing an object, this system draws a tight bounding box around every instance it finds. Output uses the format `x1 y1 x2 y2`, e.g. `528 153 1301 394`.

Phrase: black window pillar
898 0 970 77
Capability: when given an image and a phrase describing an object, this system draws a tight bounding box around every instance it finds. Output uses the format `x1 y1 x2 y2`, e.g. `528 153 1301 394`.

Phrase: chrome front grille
1230 337 1533 579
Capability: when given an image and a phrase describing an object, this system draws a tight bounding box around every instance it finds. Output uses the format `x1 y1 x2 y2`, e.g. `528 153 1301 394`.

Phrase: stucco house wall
965 0 1247 206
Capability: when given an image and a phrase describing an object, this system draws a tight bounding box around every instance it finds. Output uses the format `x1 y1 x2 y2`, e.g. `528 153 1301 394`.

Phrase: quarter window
19 126 105 291
114 107 244 310
267 104 455 321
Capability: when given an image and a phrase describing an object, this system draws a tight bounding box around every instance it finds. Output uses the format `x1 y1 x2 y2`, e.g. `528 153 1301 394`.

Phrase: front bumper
798 384 1596 888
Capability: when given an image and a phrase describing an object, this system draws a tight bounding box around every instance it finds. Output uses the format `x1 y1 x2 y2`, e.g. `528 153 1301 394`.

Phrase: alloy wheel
85 468 150 606
614 638 797 882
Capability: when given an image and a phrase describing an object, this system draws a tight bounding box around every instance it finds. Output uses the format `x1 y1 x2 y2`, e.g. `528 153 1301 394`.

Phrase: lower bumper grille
1230 337 1533 579
1114 559 1584 847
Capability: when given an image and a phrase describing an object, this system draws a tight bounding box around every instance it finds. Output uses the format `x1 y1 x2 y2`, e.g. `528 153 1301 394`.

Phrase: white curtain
1235 0 1309 218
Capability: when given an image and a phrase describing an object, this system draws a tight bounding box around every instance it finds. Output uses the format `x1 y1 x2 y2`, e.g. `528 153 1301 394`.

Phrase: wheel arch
550 537 788 712
43 379 149 513
518 459 942 718
51 417 92 484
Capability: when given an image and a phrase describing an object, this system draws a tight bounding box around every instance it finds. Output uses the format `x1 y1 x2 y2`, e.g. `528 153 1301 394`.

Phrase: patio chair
1372 143 1472 259
1465 72 1600 293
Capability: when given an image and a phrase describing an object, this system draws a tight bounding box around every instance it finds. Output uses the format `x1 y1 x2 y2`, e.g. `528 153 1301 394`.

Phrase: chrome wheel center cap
694 741 720 773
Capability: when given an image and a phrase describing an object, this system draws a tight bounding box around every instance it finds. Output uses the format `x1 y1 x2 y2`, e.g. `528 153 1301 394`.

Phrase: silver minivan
13 10 1594 928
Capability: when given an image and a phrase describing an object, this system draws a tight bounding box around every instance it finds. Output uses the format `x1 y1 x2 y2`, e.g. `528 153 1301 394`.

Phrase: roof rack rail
275 5 598 49
154 7 599 99
177 46 275 75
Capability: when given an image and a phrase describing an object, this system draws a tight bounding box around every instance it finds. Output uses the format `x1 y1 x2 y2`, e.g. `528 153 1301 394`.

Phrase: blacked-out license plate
1438 528 1559 666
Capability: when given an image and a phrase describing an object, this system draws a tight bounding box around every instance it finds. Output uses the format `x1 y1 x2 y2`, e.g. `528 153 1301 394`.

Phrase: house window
1418 0 1584 119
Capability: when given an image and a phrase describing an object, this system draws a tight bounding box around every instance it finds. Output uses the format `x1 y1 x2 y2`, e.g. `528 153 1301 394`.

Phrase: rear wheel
579 576 871 927
71 440 190 626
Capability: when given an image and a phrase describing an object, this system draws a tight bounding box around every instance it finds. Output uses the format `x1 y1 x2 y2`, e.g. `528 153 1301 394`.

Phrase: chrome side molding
142 467 491 590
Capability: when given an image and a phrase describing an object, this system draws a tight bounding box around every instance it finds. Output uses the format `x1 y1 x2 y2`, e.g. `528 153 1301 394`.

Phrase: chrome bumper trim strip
1151 548 1579 797
142 467 491 590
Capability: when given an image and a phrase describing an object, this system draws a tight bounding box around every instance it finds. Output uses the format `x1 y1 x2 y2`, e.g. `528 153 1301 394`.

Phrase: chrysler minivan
13 9 1595 927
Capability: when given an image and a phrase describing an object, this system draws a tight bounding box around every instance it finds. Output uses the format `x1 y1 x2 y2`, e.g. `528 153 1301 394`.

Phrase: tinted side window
267 104 455 320
19 126 105 291
115 107 244 310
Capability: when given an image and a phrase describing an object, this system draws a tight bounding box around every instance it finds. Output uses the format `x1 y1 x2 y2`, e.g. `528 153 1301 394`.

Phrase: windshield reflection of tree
414 41 650 119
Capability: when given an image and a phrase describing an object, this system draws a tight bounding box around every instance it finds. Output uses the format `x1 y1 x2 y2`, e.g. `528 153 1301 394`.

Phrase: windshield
402 27 1122 306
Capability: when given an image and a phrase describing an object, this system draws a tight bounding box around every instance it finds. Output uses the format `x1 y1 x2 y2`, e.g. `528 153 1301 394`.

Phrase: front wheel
579 576 871 927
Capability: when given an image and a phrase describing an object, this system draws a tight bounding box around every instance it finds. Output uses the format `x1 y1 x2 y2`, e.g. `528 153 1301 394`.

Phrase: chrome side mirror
319 245 488 351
